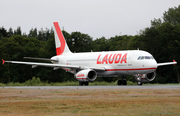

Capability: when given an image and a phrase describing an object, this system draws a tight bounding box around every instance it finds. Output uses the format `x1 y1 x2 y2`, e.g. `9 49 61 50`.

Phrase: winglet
173 60 176 65
2 59 5 65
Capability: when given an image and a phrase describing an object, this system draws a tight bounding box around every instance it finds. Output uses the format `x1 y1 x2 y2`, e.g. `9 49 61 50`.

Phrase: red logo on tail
53 22 66 55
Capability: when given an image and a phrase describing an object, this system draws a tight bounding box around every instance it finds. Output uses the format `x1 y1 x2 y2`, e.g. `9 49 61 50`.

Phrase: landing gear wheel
84 82 89 86
137 81 143 86
117 79 127 85
79 81 89 86
79 81 83 86
122 79 127 85
117 80 123 85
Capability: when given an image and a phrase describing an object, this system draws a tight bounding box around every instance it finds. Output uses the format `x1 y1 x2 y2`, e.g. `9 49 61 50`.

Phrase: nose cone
138 59 157 74
141 56 157 69
149 59 158 69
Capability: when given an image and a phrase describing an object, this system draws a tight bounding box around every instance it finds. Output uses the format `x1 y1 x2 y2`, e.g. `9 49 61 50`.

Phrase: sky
1 0 180 39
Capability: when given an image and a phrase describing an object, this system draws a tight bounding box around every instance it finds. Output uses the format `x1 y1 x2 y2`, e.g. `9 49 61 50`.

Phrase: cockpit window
138 56 141 60
141 56 144 60
137 56 154 60
145 56 150 59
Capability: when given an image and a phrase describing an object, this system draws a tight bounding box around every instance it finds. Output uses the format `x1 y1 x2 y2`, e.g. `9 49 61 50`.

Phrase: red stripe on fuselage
77 78 87 80
54 22 65 55
106 67 157 71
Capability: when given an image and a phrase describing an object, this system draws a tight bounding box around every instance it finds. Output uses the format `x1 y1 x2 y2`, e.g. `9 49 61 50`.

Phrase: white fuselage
51 50 157 76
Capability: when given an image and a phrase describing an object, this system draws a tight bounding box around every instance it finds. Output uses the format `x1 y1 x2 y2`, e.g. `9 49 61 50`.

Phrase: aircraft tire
137 81 143 86
117 80 123 85
84 82 89 86
79 81 83 86
122 79 127 85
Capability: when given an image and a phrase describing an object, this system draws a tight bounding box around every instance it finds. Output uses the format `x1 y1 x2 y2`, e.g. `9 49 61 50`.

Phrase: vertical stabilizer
53 22 72 55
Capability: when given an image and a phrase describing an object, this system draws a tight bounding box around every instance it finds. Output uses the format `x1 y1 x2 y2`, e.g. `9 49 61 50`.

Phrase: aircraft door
128 52 135 66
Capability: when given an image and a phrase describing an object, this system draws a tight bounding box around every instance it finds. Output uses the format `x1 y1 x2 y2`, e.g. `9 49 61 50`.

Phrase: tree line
0 5 180 84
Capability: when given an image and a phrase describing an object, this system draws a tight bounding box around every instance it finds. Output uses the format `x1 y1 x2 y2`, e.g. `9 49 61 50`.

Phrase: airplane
2 22 177 86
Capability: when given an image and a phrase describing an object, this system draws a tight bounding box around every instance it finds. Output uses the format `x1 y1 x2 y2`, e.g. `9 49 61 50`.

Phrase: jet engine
134 72 156 85
75 69 97 82
144 72 156 82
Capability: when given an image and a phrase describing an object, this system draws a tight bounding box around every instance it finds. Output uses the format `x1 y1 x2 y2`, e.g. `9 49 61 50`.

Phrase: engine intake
75 69 97 82
146 72 156 81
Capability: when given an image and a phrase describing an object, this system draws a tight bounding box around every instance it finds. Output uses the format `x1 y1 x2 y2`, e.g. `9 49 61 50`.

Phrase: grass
0 88 180 116
0 77 179 86
0 77 137 86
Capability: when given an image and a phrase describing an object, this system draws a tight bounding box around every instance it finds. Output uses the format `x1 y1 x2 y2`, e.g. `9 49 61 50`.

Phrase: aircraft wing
2 59 105 71
23 57 58 62
157 60 177 67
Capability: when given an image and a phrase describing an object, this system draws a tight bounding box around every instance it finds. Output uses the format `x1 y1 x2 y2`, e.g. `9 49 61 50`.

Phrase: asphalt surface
1 85 180 89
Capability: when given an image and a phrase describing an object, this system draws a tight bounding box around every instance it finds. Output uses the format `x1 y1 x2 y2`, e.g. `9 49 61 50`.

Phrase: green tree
28 28 37 38
37 28 53 41
140 22 179 83
127 35 144 50
92 37 109 51
151 18 162 28
163 5 180 25
0 36 26 83
14 27 22 35
109 35 132 51
44 33 56 57
8 28 14 37
71 32 93 52
0 27 8 38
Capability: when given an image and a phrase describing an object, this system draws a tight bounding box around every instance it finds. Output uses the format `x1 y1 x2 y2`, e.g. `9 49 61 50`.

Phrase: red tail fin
53 22 72 55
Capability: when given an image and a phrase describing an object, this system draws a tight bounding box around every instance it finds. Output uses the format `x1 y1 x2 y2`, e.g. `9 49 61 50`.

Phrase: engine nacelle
134 72 156 82
75 69 97 82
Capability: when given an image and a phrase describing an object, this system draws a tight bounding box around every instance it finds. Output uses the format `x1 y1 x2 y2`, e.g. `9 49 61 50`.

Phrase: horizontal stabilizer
24 57 58 62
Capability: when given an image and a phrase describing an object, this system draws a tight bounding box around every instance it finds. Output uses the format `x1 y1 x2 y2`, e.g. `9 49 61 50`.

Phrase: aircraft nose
150 59 158 69
142 59 157 70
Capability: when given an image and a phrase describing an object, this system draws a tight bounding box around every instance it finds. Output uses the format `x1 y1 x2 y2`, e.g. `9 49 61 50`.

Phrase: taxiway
1 85 180 89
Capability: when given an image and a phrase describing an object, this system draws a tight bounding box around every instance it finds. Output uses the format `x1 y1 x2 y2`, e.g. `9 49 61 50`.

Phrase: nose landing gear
137 81 143 85
135 74 143 86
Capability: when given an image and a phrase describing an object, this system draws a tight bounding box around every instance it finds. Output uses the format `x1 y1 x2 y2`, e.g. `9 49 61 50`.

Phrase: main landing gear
117 79 127 85
79 81 89 86
117 75 127 85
